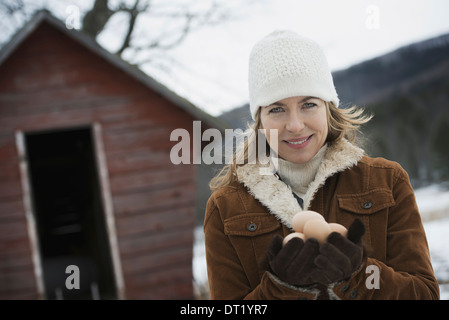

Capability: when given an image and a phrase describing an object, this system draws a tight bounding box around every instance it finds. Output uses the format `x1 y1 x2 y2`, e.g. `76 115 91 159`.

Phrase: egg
329 223 348 237
282 232 305 246
291 210 325 233
303 219 332 244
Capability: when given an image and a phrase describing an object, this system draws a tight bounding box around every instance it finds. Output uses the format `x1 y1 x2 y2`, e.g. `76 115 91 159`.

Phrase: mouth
284 135 313 145
283 135 313 149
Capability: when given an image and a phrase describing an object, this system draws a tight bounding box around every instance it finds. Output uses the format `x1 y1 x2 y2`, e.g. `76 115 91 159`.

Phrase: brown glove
266 234 320 287
308 218 365 285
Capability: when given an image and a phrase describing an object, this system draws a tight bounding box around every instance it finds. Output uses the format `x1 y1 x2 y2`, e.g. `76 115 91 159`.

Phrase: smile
283 135 313 149
285 135 312 145
287 137 309 144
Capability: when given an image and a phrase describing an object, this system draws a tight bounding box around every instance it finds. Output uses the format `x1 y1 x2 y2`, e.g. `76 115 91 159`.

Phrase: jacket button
341 284 350 293
362 201 372 209
248 223 257 232
349 289 358 299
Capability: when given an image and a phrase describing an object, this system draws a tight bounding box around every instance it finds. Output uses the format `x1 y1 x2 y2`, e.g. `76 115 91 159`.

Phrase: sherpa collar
236 139 364 229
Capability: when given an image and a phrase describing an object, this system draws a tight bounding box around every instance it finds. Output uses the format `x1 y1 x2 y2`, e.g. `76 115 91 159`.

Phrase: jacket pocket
224 213 281 237
223 213 282 286
336 188 395 262
337 188 395 215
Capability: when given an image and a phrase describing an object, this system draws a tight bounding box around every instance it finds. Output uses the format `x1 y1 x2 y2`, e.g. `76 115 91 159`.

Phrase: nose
285 111 304 133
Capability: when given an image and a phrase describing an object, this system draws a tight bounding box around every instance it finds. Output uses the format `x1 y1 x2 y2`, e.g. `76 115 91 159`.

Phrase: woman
204 30 439 300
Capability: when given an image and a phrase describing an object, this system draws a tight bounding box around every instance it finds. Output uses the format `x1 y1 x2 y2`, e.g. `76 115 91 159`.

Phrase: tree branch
115 0 145 56
131 1 235 58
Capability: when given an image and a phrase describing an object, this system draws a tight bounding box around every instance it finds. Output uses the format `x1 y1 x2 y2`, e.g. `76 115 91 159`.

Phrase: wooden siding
0 22 198 299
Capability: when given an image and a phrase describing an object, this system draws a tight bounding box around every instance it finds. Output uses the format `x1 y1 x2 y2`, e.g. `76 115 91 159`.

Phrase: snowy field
415 184 449 300
193 183 449 299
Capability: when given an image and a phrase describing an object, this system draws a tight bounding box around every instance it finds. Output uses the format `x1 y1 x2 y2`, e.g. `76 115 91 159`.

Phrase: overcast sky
3 0 449 116
125 0 449 116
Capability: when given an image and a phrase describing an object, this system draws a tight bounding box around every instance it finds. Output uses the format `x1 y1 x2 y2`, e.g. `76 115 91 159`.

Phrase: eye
303 102 317 109
268 106 284 114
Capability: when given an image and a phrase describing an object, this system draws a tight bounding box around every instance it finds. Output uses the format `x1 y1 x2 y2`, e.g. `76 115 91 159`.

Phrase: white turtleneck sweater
276 144 328 205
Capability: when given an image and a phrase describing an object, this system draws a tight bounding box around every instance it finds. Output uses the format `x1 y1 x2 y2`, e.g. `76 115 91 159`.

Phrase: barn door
20 126 117 299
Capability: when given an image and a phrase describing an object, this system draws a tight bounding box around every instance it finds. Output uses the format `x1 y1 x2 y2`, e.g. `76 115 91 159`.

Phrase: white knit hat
248 30 339 120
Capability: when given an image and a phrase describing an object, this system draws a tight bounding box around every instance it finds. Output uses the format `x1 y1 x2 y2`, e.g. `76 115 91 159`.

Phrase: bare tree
80 0 245 62
1 0 252 62
0 0 260 96
81 0 114 39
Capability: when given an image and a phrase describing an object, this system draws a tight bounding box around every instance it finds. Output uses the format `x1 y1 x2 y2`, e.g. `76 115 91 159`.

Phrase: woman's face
260 96 328 164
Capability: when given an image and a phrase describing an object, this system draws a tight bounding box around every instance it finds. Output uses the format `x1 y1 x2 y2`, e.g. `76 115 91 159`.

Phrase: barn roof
0 10 227 131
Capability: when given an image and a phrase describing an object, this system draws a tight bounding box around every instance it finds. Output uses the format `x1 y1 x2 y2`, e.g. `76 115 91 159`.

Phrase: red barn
0 10 223 299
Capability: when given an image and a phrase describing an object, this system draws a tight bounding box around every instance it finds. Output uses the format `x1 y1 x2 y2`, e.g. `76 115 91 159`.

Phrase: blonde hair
209 102 372 192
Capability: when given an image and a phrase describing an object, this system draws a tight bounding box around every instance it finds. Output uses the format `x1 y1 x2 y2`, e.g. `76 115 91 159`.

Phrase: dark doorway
25 127 116 299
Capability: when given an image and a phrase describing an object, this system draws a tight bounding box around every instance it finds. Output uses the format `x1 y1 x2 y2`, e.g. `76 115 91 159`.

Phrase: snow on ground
423 217 449 299
193 183 449 299
193 226 208 299
415 183 449 222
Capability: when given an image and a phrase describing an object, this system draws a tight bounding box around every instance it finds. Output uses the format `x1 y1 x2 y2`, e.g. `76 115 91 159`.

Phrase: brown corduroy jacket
204 139 439 300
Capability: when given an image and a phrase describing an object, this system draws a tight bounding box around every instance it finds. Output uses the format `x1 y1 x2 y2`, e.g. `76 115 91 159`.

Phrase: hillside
333 33 449 106
218 32 449 187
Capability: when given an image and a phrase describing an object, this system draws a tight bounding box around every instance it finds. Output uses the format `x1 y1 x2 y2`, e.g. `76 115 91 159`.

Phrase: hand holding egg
284 210 347 245
282 232 305 246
